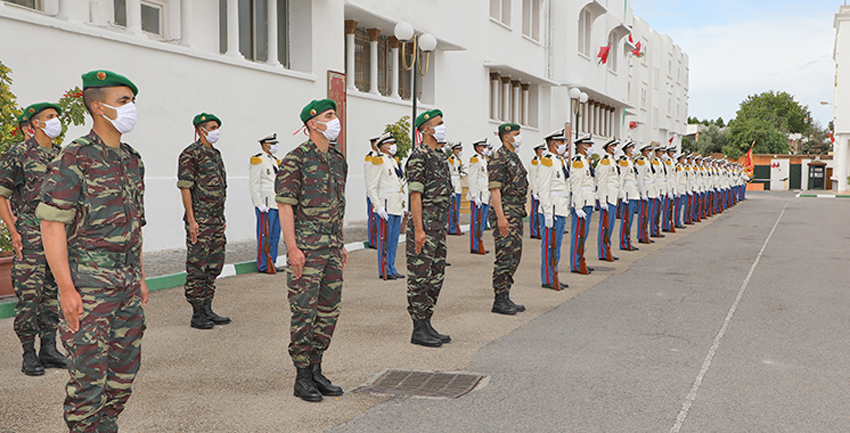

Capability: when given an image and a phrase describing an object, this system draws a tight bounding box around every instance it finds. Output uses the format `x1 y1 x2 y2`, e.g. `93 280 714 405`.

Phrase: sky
631 0 841 128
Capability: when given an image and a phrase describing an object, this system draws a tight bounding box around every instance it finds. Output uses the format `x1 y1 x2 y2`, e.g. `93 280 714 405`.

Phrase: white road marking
670 201 788 433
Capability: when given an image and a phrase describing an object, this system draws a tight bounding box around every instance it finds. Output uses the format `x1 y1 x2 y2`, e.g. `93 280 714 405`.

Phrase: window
141 3 162 35
376 36 392 97
578 9 591 56
6 0 42 10
607 32 618 72
640 85 647 110
219 0 290 66
522 0 540 40
113 0 164 36
490 0 511 26
353 28 370 92
668 58 672 77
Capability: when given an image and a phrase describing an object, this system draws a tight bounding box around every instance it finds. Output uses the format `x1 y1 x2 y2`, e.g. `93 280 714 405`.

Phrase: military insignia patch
311 109 317 116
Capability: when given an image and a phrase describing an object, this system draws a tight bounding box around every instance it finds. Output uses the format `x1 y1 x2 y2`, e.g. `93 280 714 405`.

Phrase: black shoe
274 266 287 272
379 274 397 280
21 342 44 376
294 367 323 402
491 292 516 315
411 319 443 347
587 267 595 272
571 270 591 275
392 273 405 279
675 225 686 229
203 302 231 325
38 337 68 369
506 294 525 312
631 247 639 251
191 304 215 329
612 257 619 261
445 262 452 267
311 364 343 396
425 319 451 343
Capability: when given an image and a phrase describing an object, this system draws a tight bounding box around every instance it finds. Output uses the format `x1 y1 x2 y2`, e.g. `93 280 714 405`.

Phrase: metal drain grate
354 369 485 399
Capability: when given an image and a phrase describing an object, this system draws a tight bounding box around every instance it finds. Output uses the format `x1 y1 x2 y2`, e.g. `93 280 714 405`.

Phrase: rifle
550 206 560 290
578 207 588 274
603 202 611 261
262 198 276 274
477 193 485 254
381 199 388 280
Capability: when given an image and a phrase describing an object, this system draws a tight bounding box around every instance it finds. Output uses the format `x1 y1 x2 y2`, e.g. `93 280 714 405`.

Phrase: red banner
327 71 347 158
744 144 754 178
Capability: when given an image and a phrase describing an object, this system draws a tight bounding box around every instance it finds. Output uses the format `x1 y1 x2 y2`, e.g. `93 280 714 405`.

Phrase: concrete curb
0 225 472 321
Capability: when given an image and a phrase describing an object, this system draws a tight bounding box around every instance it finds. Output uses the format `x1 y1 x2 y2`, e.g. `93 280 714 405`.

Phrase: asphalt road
331 191 850 433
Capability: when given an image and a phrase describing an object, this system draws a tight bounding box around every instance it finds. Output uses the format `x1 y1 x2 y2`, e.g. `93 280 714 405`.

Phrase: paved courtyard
3 191 848 432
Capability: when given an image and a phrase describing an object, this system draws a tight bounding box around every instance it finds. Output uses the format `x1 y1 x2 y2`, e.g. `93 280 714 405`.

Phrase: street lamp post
394 22 437 145
569 88 589 139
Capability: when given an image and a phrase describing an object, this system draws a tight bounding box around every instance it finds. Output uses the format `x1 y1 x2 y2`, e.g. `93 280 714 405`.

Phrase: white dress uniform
569 149 596 273
249 152 280 210
466 152 490 205
367 139 405 278
617 149 640 250
595 148 620 261
537 150 570 286
249 136 282 273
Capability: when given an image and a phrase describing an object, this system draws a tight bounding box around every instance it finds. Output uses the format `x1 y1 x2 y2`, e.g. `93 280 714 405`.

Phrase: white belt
451 176 460 180
625 180 637 185
645 179 655 183
550 191 569 197
379 189 402 195
582 187 594 192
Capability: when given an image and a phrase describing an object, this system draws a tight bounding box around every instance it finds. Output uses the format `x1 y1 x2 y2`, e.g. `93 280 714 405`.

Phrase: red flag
597 44 611 64
628 34 634 44
829 132 835 143
629 121 637 130
669 136 674 144
631 41 644 57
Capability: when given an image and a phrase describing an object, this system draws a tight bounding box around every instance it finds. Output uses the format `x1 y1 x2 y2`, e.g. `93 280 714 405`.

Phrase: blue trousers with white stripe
570 206 593 272
649 198 661 236
470 202 489 253
597 205 616 260
619 199 637 250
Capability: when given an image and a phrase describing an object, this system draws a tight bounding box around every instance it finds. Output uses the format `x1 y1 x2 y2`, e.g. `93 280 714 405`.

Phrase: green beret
21 102 62 122
415 109 443 129
300 99 337 124
498 123 521 133
193 113 222 127
81 70 138 96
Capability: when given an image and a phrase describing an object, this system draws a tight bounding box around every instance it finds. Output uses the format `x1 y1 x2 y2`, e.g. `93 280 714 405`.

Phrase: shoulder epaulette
600 156 611 165
619 159 629 167
470 156 479 164
531 158 539 166
541 156 553 167
372 154 384 165
636 159 646 166
364 154 373 163
572 159 584 169
250 156 263 165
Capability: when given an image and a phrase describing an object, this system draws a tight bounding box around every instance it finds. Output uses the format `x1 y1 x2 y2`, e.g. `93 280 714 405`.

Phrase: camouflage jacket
0 137 61 229
406 142 451 232
276 140 347 251
36 131 145 288
488 145 529 218
177 141 227 225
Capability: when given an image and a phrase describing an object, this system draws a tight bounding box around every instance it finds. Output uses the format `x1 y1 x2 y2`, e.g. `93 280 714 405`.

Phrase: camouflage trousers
405 225 447 321
185 223 226 306
491 214 524 295
60 282 145 433
13 224 59 343
287 247 343 368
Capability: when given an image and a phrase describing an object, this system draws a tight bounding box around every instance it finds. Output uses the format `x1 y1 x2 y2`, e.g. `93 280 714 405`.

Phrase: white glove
687 191 693 196
376 207 389 221
257 204 270 213
575 208 587 219
600 203 608 212
532 194 540 201
640 195 647 201
667 192 672 199
544 213 554 228
621 197 627 204
472 197 482 207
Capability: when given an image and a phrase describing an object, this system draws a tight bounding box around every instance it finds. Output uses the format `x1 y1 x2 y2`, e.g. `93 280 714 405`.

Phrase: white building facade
0 0 688 252
833 5 850 192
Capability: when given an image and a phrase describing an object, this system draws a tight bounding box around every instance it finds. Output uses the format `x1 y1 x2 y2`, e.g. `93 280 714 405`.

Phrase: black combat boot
190 304 214 329
491 292 517 315
310 363 343 396
38 337 68 369
425 320 451 343
294 367 323 402
506 293 526 312
202 302 231 325
21 342 45 376
410 319 442 347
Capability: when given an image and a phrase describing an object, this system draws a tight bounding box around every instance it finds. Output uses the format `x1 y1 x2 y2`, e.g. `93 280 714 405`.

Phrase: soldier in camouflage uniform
39 70 148 433
488 123 529 315
406 108 452 348
177 113 231 330
276 99 348 402
0 102 67 376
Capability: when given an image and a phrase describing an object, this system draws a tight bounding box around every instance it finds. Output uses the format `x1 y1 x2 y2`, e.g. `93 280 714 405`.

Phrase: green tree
383 115 412 159
735 90 809 134
681 136 696 153
715 117 725 128
0 61 21 253
695 124 728 155
56 86 87 145
723 116 788 159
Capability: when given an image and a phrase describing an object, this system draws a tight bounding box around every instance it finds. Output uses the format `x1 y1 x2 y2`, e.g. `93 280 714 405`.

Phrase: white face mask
387 144 398 155
457 150 463 158
484 148 492 157
204 128 220 144
556 143 567 156
268 144 279 154
39 117 62 139
315 118 341 141
101 102 137 134
432 124 447 142
511 134 522 150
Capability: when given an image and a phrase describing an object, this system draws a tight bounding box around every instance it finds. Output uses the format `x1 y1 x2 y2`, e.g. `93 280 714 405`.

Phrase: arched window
578 8 592 56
